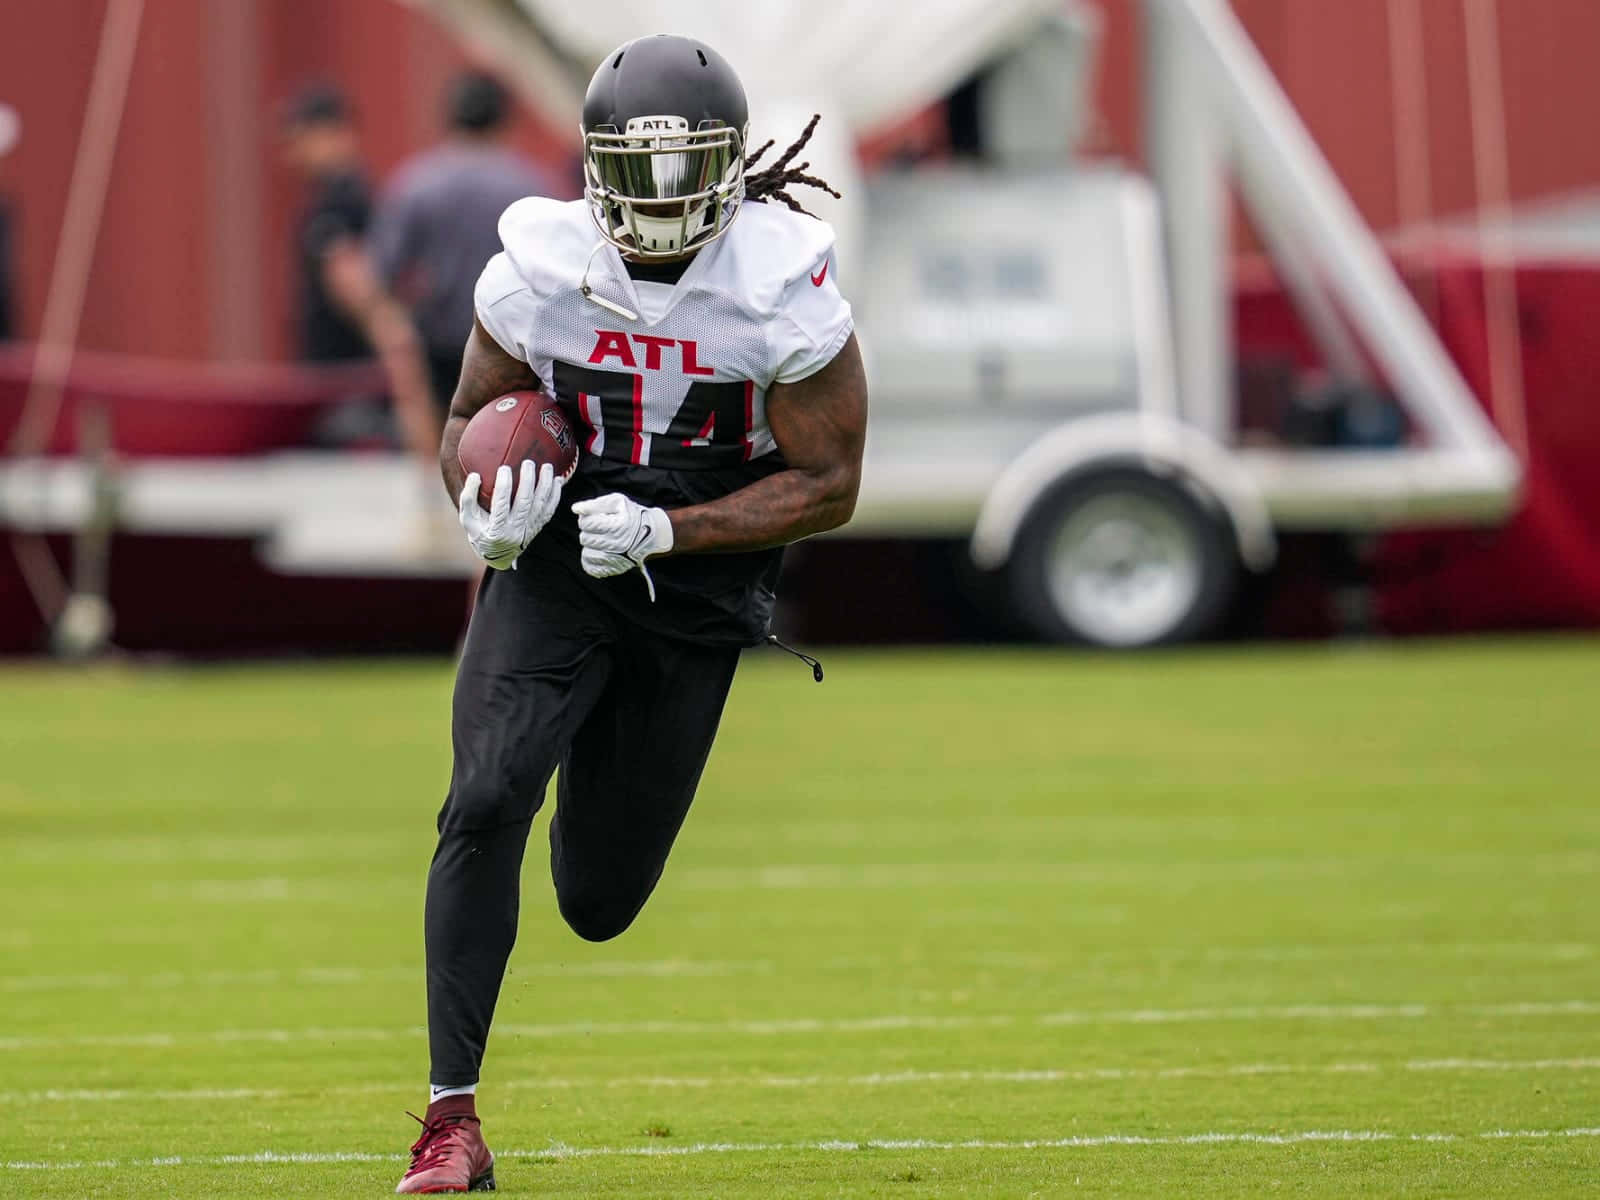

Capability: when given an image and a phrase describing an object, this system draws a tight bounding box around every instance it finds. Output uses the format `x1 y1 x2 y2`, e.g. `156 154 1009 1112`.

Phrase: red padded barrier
0 345 385 457
1235 249 1600 633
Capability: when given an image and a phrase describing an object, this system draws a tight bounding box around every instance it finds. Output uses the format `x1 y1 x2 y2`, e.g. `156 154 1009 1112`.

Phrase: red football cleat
395 1101 495 1194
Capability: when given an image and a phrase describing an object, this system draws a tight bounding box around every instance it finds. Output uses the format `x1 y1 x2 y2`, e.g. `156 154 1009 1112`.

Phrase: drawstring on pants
766 634 823 683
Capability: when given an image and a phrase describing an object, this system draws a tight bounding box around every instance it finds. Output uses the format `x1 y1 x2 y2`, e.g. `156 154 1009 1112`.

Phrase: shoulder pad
715 201 838 317
496 197 596 300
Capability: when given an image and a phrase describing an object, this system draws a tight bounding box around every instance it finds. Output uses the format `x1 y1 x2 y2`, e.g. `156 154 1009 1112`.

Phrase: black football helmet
581 35 749 259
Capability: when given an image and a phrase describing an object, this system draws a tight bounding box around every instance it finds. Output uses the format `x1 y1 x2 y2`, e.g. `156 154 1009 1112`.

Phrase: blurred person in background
370 70 560 463
280 83 436 461
0 103 19 340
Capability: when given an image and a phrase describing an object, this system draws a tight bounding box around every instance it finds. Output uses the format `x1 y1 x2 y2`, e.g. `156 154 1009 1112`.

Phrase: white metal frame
1143 0 1519 512
969 0 1520 585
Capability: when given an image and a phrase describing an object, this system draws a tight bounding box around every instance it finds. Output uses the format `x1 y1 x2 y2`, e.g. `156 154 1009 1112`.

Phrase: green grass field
3 639 1599 1197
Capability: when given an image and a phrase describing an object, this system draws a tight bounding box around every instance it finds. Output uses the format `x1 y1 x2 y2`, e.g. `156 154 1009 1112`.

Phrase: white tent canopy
518 0 1062 131
420 0 1066 270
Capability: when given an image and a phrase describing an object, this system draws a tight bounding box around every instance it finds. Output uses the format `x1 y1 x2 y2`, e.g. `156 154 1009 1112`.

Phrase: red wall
0 0 571 362
1220 0 1600 229
4 0 1600 362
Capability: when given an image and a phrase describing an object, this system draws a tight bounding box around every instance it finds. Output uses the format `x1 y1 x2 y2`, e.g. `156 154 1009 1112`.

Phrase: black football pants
425 556 740 1087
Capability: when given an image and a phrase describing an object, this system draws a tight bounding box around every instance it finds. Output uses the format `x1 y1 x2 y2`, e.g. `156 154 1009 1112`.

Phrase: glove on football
459 461 563 570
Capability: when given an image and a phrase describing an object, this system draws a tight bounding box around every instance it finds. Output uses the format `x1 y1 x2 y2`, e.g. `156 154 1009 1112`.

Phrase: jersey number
552 361 752 470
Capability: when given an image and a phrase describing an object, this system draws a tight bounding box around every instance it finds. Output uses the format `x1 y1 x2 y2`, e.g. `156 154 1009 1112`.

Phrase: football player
396 34 867 1194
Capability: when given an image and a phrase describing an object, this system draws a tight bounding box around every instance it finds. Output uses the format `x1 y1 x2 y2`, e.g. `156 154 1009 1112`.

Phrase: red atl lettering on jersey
679 339 715 376
588 331 716 376
588 330 637 368
632 333 675 371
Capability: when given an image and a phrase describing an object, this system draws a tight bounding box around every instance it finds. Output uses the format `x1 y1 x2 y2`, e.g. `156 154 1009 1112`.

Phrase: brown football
457 391 578 508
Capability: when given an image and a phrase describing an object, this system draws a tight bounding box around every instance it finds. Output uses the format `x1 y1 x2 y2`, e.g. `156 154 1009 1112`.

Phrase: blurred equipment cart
844 0 1518 645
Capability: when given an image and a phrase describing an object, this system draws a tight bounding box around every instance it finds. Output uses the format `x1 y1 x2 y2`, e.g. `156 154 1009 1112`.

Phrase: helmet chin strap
578 241 639 322
578 195 718 322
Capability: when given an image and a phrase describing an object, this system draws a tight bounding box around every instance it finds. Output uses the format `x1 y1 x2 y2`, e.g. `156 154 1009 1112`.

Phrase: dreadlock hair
743 113 842 217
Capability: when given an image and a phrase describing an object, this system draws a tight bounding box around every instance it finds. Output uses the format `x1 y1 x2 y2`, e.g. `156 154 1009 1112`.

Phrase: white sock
429 1083 477 1102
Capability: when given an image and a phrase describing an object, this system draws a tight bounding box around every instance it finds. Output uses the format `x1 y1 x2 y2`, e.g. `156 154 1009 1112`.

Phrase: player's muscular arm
666 333 867 554
439 317 541 499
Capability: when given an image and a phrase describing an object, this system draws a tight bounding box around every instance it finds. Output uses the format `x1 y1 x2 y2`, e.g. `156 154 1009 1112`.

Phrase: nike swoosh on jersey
810 258 829 287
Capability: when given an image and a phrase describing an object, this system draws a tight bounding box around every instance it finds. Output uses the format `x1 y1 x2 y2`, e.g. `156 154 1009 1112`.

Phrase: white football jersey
474 196 853 473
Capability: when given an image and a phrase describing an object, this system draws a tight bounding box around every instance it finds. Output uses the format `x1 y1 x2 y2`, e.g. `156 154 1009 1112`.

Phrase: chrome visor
584 121 743 204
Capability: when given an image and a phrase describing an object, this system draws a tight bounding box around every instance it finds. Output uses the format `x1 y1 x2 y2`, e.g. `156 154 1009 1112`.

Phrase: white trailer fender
970 411 1277 572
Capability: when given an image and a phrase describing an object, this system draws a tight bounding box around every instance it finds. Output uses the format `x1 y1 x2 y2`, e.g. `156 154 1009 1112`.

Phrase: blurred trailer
843 0 1524 646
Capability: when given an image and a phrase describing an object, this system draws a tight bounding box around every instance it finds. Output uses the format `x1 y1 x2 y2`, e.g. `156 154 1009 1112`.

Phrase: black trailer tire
1007 468 1239 647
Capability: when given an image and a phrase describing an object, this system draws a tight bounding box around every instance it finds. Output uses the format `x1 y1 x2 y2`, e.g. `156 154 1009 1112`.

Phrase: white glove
459 461 562 570
571 492 674 601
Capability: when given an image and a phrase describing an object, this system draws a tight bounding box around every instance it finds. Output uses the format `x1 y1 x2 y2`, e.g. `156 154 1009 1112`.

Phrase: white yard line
6 1127 1600 1170
3 999 1596 1052
14 846 1598 876
674 853 1600 890
4 1058 1599 1105
1473 1001 1600 1017
1147 942 1596 964
1405 1057 1600 1071
1039 1004 1433 1025
6 942 1590 993
0 960 771 993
